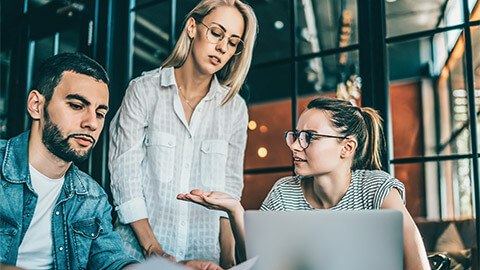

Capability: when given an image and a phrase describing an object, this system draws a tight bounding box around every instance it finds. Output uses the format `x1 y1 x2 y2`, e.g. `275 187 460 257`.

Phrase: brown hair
307 97 385 170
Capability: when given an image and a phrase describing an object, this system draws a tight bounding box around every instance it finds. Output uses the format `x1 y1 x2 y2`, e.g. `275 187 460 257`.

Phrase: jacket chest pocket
0 209 18 263
200 140 228 189
145 132 176 183
71 218 103 269
0 227 17 262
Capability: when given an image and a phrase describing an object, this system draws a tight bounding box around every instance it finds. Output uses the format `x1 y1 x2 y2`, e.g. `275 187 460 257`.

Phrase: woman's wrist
227 202 245 219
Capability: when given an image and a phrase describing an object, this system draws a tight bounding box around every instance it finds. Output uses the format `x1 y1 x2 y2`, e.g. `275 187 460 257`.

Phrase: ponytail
359 107 384 170
307 97 385 171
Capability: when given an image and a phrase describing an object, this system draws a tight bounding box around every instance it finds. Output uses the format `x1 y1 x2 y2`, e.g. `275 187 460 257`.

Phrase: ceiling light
274 21 284 30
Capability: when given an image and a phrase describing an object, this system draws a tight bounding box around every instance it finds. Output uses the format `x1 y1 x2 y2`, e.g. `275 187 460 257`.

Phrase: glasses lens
207 26 224 43
285 131 296 147
206 25 244 55
230 38 244 55
298 131 309 149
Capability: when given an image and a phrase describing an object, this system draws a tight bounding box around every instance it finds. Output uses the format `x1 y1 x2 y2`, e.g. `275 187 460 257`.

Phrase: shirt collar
2 131 88 195
160 67 226 101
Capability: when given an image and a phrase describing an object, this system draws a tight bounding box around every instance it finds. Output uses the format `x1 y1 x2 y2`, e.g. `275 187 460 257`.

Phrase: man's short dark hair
33 52 109 104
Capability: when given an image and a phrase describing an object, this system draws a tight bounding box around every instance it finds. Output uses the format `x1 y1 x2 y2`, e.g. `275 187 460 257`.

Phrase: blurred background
1 0 480 267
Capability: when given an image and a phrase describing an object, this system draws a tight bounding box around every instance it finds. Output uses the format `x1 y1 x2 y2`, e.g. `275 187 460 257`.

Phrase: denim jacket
0 131 138 269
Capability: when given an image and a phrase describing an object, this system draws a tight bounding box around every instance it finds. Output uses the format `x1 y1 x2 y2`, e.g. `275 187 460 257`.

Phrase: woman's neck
174 59 212 98
302 169 352 209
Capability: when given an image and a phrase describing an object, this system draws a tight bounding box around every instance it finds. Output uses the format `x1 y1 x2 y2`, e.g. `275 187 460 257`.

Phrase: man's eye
96 112 106 119
69 103 83 110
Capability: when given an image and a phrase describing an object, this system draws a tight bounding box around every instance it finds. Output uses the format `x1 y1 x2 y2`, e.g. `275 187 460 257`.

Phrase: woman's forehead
297 109 334 131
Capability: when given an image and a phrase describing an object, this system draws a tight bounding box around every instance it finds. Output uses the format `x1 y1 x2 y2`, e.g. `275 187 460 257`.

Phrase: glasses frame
284 130 348 150
198 21 244 55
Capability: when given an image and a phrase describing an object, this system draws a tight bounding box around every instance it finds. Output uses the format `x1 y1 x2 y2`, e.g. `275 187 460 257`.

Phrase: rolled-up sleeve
223 98 248 201
109 79 149 224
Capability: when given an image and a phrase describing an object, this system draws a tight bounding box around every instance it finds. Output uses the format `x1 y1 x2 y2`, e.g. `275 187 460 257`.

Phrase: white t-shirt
16 164 64 269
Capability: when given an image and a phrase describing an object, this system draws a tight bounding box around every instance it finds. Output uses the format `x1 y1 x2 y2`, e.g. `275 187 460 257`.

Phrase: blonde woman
178 97 430 269
109 0 257 268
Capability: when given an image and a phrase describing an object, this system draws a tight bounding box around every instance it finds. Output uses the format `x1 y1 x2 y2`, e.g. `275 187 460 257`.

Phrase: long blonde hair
162 0 258 104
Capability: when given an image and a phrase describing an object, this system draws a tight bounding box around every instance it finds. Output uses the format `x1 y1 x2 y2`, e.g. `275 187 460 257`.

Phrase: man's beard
41 109 96 163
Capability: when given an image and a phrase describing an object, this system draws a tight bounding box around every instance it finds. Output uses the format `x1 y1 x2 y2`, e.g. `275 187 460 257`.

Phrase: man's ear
27 90 45 120
186 17 197 39
341 137 357 159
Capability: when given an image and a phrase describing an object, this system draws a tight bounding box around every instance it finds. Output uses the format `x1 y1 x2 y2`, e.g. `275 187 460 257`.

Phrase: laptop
244 210 403 270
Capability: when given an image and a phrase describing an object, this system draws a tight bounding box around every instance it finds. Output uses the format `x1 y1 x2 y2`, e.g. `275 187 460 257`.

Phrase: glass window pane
245 99 293 172
0 47 12 139
28 0 55 9
386 0 454 37
471 0 480 20
58 28 80 53
134 0 160 8
297 50 359 97
33 36 55 81
388 32 473 161
242 171 292 210
417 162 475 252
393 163 426 218
472 26 480 151
132 2 170 78
249 0 290 65
398 158 474 220
295 0 358 55
243 63 292 104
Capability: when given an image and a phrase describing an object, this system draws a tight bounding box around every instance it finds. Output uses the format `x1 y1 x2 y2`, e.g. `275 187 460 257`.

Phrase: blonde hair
161 0 258 104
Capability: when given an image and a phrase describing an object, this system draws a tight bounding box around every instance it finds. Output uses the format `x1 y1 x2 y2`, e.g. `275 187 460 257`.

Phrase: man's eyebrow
98 104 109 111
66 94 109 111
66 94 90 106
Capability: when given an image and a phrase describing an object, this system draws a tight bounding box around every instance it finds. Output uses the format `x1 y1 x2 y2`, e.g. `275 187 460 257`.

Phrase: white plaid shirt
108 67 247 263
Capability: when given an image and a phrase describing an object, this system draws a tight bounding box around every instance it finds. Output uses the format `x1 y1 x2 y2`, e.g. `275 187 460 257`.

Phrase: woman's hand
177 190 242 215
142 242 176 262
178 189 247 262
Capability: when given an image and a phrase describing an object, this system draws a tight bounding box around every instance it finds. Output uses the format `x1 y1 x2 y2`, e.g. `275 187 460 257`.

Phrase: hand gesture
142 242 176 262
177 190 242 215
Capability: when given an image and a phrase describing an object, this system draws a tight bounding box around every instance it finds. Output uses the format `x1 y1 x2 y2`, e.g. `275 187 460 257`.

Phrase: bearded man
0 53 137 269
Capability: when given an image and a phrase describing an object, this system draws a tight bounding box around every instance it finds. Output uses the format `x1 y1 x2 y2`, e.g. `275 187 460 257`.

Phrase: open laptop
244 210 403 270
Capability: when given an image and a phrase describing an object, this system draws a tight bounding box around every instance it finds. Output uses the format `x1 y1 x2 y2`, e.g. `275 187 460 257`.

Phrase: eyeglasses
284 130 347 150
198 21 244 55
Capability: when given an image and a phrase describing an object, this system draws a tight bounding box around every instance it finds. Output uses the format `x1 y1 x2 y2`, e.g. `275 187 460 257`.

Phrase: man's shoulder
72 168 107 197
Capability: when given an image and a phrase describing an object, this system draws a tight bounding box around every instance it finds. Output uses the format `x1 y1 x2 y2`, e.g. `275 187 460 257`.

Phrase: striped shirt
260 170 405 211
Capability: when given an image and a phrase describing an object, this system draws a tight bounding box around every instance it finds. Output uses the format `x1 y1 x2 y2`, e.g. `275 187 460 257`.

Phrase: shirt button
185 163 190 169
205 146 210 152
55 211 60 216
59 247 63 251
168 141 173 146
91 233 95 237
181 221 186 226
25 213 30 217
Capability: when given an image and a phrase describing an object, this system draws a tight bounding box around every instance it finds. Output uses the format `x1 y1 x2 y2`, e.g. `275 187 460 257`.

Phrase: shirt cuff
116 198 148 224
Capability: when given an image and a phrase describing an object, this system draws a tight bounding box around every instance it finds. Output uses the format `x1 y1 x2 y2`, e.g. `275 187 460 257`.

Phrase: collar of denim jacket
2 131 88 196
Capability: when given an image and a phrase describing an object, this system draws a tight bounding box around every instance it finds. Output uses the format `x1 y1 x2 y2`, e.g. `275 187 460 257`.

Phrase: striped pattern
260 170 405 211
